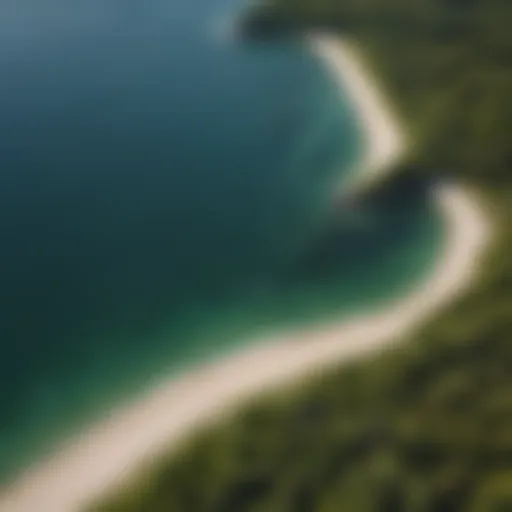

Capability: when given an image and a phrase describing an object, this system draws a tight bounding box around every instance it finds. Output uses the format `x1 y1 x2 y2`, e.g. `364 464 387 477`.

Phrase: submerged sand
0 35 492 512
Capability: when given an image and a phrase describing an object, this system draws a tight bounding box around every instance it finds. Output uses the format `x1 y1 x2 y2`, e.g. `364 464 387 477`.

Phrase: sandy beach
310 34 406 192
0 36 492 512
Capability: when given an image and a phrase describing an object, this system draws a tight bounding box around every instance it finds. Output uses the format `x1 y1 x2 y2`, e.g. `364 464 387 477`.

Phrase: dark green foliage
95 0 512 510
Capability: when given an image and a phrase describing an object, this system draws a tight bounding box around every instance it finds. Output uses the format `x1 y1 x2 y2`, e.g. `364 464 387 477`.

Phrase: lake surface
0 0 444 480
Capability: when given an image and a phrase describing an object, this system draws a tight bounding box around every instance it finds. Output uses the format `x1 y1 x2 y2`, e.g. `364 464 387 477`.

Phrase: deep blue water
0 0 443 480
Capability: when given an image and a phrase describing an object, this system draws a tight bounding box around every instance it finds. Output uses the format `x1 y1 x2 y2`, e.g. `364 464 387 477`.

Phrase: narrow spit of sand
309 34 406 192
0 35 492 512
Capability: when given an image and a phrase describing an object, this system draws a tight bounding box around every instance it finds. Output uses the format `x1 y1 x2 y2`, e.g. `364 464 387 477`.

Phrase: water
0 0 444 481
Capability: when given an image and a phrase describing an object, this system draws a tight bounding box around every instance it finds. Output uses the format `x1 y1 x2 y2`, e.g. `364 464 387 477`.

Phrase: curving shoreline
0 36 492 512
310 34 406 195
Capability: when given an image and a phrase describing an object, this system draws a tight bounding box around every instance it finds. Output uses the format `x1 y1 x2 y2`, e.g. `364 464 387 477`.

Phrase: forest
95 0 512 510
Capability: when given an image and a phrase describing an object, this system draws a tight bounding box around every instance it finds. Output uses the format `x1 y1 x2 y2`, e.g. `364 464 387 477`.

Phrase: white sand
0 36 492 512
310 34 406 193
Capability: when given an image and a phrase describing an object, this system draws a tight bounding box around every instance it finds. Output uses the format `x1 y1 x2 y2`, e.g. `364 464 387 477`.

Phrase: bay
0 0 443 480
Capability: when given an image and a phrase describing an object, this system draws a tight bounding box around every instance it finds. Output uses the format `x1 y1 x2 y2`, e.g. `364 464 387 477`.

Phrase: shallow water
0 0 443 480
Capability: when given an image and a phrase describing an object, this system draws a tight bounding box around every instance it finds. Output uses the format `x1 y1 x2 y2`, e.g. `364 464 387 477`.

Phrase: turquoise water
0 0 443 480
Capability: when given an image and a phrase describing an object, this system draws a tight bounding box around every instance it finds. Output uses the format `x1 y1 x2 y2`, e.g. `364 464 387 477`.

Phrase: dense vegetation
95 0 512 510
